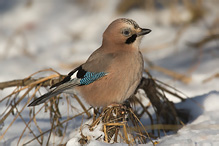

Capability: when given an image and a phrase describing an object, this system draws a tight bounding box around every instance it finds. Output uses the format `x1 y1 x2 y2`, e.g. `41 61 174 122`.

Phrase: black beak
137 28 151 36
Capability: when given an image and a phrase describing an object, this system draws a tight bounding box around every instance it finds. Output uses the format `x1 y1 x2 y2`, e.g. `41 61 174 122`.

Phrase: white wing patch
71 70 78 80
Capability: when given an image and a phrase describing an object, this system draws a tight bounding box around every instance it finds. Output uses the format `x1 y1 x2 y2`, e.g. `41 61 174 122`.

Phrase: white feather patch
70 70 78 80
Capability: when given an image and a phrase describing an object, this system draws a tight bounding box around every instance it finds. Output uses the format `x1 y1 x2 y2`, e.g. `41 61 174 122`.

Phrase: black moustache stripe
125 34 137 44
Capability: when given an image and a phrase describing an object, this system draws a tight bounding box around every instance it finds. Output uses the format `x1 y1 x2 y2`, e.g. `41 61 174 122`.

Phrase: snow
0 0 219 146
66 120 105 146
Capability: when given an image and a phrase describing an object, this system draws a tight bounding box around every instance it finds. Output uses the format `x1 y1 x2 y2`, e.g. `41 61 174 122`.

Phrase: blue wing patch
50 65 107 88
80 72 106 85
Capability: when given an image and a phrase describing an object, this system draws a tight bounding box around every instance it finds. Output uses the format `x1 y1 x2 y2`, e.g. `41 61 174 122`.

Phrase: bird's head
102 18 151 49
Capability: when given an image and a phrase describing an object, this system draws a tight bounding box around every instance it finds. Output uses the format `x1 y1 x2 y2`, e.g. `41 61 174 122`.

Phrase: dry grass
0 68 187 145
0 69 91 145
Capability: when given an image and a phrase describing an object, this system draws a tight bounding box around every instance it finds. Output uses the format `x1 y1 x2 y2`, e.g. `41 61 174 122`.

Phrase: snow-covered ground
0 0 219 145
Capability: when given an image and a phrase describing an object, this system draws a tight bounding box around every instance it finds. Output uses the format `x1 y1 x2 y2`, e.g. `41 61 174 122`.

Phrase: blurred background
0 0 219 145
0 0 218 88
0 0 218 98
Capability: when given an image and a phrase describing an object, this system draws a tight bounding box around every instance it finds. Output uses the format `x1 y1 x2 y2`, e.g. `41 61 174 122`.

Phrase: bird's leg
92 107 99 123
122 100 131 108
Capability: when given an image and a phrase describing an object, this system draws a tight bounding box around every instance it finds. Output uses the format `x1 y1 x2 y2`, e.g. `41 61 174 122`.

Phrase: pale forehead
108 18 140 30
119 18 139 29
104 18 140 35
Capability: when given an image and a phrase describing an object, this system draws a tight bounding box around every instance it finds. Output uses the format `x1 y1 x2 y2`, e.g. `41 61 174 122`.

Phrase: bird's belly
74 76 123 107
75 63 142 107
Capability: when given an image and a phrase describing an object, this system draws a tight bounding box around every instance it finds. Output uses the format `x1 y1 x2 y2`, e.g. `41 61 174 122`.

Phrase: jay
28 18 151 107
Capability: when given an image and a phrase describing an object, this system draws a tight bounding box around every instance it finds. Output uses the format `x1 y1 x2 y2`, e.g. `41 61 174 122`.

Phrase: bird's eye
122 29 131 37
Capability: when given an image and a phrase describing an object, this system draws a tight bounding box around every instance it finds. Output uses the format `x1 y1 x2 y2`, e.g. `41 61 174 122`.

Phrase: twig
129 124 183 131
188 34 219 48
202 73 219 83
133 96 154 133
154 78 187 101
17 85 42 145
73 94 91 118
46 118 55 146
128 109 154 145
144 58 192 84
0 87 34 140
0 74 66 90
15 105 42 146
23 111 86 145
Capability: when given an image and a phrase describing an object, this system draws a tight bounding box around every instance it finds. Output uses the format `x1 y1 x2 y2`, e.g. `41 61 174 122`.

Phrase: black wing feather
50 66 81 89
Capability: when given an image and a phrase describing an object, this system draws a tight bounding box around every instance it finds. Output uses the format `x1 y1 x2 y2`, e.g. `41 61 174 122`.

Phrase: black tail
28 78 80 107
28 90 58 107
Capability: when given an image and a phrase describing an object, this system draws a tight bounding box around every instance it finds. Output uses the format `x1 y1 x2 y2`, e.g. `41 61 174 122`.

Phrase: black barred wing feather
79 72 106 85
